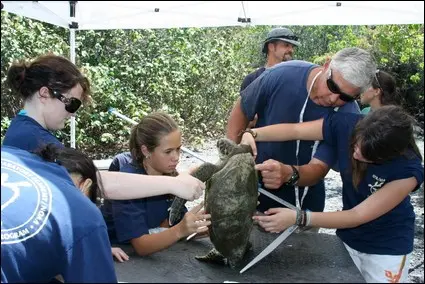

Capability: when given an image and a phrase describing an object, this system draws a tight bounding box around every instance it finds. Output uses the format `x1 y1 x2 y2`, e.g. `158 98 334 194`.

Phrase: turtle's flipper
195 248 227 266
169 162 219 226
168 197 187 226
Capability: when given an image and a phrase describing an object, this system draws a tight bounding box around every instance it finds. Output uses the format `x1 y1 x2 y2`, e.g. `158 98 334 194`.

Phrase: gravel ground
177 139 424 283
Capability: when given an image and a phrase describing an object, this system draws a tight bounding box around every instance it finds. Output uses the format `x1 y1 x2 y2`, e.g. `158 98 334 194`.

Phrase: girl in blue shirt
242 105 423 283
103 112 211 256
35 144 130 263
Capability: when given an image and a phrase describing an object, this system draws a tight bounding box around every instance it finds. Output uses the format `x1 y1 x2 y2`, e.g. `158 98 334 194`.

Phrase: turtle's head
217 138 254 159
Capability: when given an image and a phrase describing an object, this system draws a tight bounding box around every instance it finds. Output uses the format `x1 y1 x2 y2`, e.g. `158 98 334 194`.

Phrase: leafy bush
1 11 423 159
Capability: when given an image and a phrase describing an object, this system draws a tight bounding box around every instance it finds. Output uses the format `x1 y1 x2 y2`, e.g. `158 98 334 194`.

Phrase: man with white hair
226 47 376 216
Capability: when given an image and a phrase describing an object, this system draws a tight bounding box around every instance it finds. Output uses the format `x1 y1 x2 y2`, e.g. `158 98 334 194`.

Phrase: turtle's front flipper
168 162 219 226
195 248 227 266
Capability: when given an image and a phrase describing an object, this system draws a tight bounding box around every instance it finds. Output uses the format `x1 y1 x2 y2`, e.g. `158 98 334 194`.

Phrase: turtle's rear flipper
195 248 227 266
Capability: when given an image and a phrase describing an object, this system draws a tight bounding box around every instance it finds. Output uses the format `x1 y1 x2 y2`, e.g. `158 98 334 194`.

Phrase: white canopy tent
2 1 424 147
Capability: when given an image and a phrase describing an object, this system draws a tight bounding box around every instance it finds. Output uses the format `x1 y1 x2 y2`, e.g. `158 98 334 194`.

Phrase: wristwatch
240 128 257 139
283 165 299 186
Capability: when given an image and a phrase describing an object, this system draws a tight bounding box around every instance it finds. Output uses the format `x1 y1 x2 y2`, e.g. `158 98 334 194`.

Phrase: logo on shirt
367 174 386 194
1 159 52 245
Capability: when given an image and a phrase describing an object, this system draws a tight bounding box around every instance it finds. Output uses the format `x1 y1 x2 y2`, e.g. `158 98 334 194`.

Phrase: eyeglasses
326 69 361 102
50 89 82 113
374 70 385 95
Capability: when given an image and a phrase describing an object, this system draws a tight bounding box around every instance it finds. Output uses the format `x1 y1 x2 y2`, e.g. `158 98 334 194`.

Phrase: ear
323 57 331 70
38 86 51 103
80 178 93 197
141 145 150 158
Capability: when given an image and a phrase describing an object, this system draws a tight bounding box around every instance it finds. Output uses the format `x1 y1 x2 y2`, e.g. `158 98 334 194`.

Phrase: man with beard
240 27 301 127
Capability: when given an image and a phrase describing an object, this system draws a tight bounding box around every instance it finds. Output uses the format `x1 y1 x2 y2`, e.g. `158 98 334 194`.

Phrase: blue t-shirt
108 152 133 172
241 60 360 212
103 163 185 244
322 112 424 255
1 146 117 283
2 114 63 152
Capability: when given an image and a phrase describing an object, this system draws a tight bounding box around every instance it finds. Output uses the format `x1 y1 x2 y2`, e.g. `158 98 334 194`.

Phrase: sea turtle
169 138 258 269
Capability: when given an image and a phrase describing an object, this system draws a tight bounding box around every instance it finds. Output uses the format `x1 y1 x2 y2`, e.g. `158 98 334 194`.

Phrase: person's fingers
113 252 124 263
253 215 274 223
197 226 209 233
120 251 130 261
196 213 211 221
189 202 204 213
264 208 281 215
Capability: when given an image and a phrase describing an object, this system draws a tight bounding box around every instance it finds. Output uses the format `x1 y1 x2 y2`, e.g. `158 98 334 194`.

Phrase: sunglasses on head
50 89 82 113
326 69 361 103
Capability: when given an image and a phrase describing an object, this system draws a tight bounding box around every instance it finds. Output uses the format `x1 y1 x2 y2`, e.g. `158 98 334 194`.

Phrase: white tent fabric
2 1 424 147
3 1 425 30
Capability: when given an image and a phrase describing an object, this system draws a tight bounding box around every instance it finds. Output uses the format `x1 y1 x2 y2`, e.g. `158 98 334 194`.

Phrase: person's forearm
309 210 363 229
254 119 324 142
99 171 175 200
130 225 183 256
226 98 249 143
293 164 328 187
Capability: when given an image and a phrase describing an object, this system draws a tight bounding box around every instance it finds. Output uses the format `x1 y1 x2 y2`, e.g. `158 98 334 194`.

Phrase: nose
171 150 180 162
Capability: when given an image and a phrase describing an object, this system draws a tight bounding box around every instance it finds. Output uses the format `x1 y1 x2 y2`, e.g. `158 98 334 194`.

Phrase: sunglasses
50 89 82 113
326 69 361 102
374 70 385 95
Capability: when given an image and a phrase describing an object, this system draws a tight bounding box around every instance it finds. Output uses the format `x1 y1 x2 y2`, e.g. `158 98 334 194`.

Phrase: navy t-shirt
322 112 424 255
108 152 133 172
241 60 360 212
103 163 186 244
2 114 63 152
1 146 117 283
240 67 266 91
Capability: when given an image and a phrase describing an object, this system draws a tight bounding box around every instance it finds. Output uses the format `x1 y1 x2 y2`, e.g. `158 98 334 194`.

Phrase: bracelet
305 210 312 227
295 209 302 226
301 210 306 227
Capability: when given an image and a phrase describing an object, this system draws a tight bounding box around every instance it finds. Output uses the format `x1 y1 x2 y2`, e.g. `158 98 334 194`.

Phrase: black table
114 227 365 283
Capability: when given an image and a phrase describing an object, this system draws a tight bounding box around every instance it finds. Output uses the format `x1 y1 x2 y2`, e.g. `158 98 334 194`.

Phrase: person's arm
255 158 329 189
226 97 250 143
99 171 204 201
130 203 210 256
312 177 418 228
253 118 324 142
62 226 117 283
255 177 418 232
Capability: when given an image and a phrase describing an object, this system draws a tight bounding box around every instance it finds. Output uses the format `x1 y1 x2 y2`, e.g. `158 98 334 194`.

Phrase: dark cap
262 27 301 53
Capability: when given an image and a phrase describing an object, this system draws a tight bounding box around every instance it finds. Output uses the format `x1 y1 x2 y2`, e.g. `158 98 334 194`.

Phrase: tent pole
69 1 78 148
70 28 76 148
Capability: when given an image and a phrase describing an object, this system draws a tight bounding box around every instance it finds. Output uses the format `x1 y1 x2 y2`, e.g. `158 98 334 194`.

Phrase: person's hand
176 202 211 238
252 207 296 233
173 173 205 201
240 132 257 159
255 159 292 189
111 247 130 262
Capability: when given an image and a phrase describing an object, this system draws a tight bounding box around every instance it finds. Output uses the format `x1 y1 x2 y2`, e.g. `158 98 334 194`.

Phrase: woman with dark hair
35 144 130 263
241 105 423 283
2 53 205 203
360 70 401 114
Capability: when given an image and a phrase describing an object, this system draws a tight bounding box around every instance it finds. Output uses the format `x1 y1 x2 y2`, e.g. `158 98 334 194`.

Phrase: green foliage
1 11 423 158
